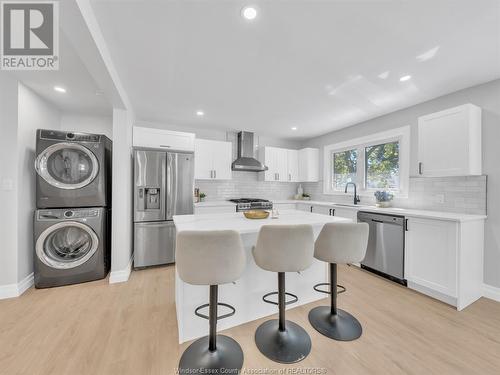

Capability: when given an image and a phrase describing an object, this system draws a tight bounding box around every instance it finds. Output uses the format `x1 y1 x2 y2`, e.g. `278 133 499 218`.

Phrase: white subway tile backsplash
302 175 487 215
197 174 487 215
195 172 298 201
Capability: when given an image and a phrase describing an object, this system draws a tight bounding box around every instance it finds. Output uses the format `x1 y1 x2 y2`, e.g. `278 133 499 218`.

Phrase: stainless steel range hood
231 131 268 172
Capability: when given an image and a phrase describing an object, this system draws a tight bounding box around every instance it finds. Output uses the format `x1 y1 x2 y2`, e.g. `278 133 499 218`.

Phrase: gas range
228 198 273 212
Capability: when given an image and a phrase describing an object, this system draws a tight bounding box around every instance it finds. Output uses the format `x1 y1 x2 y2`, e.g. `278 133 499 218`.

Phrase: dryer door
35 143 99 189
36 222 99 269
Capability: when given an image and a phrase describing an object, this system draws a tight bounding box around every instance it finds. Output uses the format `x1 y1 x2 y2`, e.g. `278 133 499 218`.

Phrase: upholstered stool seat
252 224 314 364
176 230 246 373
309 222 369 341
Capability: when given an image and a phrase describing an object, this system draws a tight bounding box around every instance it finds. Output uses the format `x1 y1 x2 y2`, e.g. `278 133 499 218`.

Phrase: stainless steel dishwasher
357 211 407 285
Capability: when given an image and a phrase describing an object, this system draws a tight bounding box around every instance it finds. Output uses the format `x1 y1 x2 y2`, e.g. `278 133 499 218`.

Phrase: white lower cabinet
296 203 312 212
405 217 484 310
273 203 296 210
332 207 358 221
312 205 334 216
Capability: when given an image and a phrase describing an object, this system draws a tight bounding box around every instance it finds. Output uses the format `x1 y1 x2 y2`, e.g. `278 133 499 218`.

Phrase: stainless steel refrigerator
133 149 194 268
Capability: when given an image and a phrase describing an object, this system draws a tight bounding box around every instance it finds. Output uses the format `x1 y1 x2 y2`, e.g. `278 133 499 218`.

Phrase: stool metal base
255 319 312 364
179 335 244 374
308 306 362 341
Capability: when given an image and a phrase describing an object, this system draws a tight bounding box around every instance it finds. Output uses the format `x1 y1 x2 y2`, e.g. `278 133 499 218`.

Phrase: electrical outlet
435 194 445 204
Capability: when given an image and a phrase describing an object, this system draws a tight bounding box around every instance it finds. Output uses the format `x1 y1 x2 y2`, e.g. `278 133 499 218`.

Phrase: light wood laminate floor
1 265 500 375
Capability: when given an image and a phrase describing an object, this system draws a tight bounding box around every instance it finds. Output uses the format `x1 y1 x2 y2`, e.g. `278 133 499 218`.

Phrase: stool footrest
194 302 236 320
313 283 346 295
262 291 298 306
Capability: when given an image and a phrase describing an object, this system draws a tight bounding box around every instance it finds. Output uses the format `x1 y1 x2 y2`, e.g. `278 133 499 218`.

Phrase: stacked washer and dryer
33 129 112 288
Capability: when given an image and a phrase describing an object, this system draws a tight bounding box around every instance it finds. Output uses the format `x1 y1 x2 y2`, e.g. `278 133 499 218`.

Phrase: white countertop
174 209 351 234
194 200 236 207
290 200 486 222
195 199 486 222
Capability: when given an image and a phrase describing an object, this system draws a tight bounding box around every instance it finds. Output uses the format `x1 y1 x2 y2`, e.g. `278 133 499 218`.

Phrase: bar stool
252 224 314 363
176 230 246 373
309 222 369 341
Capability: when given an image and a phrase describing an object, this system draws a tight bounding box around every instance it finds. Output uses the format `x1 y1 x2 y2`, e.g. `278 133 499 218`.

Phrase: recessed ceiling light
54 86 66 93
291 127 297 131
399 75 412 82
241 6 258 20
196 110 204 116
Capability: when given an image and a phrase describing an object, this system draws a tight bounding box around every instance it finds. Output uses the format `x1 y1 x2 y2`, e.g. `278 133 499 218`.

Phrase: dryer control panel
39 129 100 143
37 209 100 220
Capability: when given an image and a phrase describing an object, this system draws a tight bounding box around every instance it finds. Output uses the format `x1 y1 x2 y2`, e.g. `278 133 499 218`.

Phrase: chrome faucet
344 182 361 205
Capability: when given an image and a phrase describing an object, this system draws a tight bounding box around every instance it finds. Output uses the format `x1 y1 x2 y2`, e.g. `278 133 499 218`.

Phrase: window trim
323 126 410 197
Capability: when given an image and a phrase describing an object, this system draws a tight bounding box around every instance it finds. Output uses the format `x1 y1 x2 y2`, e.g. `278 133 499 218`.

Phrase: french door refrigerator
133 149 194 268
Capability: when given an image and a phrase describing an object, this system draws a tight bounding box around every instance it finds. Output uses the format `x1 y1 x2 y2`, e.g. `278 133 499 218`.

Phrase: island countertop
173 209 351 234
173 209 352 343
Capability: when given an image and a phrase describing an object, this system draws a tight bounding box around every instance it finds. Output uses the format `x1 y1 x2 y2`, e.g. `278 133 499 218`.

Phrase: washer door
36 222 99 269
35 143 99 189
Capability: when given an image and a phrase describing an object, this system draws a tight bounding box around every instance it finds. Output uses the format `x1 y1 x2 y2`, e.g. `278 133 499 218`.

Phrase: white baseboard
483 283 500 303
109 256 133 284
0 273 34 300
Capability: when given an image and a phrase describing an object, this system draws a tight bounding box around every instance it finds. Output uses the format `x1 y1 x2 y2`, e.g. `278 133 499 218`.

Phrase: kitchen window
332 148 358 190
323 127 410 196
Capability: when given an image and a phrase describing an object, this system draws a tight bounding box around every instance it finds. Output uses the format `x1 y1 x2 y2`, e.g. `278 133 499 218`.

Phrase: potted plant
374 190 394 208
199 192 206 202
302 193 311 201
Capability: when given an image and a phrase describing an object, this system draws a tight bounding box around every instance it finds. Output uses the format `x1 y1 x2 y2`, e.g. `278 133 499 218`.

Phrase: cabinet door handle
310 206 313 213
418 162 423 175
405 218 409 231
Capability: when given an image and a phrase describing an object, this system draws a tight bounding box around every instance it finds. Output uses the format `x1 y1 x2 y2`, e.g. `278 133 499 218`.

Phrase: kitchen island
173 209 351 343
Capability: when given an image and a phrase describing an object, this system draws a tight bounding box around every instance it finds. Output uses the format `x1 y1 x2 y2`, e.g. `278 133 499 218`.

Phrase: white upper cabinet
194 139 232 180
298 148 319 182
417 104 481 177
261 147 318 182
287 149 299 182
261 147 288 182
133 126 195 151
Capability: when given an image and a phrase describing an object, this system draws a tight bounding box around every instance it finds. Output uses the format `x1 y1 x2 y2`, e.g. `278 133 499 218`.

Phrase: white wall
302 79 500 288
109 108 134 282
17 83 61 283
0 77 61 298
0 74 20 292
60 114 113 139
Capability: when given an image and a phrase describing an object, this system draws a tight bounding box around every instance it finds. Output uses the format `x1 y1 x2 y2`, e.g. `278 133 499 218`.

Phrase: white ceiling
8 1 123 117
90 0 500 139
12 32 112 116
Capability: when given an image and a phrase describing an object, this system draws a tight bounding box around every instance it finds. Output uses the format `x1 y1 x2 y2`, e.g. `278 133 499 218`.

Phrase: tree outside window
332 149 357 190
365 141 399 189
